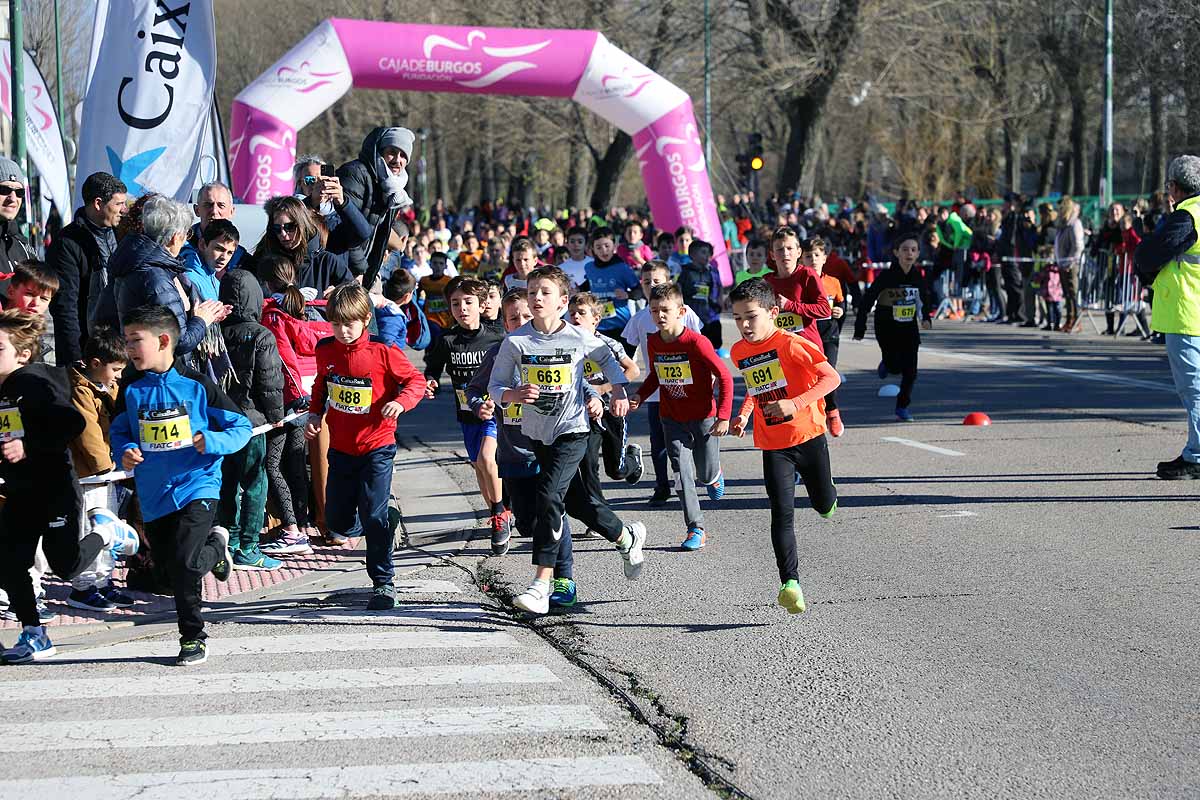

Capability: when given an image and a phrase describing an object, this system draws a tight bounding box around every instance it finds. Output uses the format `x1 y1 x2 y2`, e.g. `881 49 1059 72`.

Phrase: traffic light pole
1102 0 1113 207
10 0 26 175
703 0 711 166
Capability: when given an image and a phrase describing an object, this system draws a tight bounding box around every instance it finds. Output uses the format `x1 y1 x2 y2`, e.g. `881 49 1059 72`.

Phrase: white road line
0 755 661 799
395 580 463 594
936 510 979 518
921 346 1176 393
0 705 607 752
65 631 519 661
0 664 559 704
880 436 966 457
225 605 489 624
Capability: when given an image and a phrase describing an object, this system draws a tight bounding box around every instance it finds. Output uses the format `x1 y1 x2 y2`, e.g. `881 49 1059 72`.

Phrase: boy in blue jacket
110 305 252 666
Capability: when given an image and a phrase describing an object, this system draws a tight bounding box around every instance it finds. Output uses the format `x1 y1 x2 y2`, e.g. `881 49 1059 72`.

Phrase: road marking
921 346 1176 393
880 436 966 457
66 630 519 661
395 580 463 593
937 510 978 518
225 605 489 624
0 705 607 752
0 755 661 799
0 664 559 703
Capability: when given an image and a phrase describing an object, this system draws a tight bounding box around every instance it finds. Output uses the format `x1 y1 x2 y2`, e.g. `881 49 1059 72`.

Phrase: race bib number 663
520 354 573 394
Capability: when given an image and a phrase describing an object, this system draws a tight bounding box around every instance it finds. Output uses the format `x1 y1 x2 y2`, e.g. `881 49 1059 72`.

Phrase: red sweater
765 266 831 353
636 327 734 422
310 332 425 455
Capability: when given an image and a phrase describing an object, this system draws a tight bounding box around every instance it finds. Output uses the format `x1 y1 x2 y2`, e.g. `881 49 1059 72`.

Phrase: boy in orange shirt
729 278 840 615
801 237 847 437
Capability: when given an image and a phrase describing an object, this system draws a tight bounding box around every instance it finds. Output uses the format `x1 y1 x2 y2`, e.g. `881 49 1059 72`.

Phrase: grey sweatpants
662 416 722 531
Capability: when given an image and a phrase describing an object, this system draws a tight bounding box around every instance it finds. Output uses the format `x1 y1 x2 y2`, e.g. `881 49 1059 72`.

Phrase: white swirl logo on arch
230 19 729 282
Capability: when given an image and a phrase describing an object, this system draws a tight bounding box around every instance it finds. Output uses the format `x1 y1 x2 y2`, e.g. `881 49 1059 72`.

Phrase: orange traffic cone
962 412 991 426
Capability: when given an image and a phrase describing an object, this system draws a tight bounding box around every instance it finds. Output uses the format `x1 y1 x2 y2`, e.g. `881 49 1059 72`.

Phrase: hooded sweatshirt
337 127 414 280
109 366 252 522
218 270 285 427
0 363 84 490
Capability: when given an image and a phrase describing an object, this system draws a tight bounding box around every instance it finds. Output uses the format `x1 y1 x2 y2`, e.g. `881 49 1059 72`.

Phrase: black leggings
597 412 630 480
763 436 837 584
880 335 919 409
0 476 106 628
818 321 840 413
530 429 624 568
265 425 309 529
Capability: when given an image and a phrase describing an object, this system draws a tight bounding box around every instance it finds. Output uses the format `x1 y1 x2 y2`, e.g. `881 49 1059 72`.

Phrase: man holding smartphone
292 155 372 263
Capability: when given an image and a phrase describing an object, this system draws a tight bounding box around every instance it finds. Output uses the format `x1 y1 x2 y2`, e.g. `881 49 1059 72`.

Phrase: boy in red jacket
306 284 425 610
629 283 734 551
765 226 831 353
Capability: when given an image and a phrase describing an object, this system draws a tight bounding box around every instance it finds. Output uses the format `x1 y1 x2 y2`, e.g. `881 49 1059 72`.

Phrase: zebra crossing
0 578 708 799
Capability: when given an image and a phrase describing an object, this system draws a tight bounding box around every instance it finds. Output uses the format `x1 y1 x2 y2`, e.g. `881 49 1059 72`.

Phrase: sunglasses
302 175 318 186
271 222 299 235
0 186 22 198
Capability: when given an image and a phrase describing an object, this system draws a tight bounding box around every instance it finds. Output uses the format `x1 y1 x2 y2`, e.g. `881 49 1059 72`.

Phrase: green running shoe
549 578 577 607
777 580 806 614
819 500 838 519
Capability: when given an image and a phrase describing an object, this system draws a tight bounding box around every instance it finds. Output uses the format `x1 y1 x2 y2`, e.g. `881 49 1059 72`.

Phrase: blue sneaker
716 348 731 359
35 596 57 624
706 471 726 501
99 585 136 608
67 588 117 612
681 527 706 551
896 407 914 422
877 361 889 379
89 508 140 558
232 549 283 571
549 578 577 607
2 626 56 664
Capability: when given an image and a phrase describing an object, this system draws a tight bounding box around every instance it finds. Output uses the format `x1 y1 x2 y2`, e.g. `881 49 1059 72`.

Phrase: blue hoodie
179 242 220 302
109 366 252 522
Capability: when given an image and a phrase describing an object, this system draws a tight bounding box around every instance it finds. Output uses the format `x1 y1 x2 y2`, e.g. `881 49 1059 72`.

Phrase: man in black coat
46 172 127 363
337 127 414 286
0 156 34 275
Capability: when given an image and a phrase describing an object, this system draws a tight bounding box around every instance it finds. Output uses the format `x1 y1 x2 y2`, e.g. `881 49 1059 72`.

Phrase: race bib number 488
329 375 373 415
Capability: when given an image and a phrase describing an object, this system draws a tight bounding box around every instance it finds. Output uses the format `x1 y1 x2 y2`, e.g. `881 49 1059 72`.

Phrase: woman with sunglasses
251 196 354 297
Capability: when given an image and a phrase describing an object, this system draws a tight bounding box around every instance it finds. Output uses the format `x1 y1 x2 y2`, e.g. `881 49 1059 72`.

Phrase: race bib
520 354 573 395
695 284 711 300
455 388 472 412
583 358 602 383
775 312 803 332
654 352 693 386
0 404 24 440
502 402 523 426
328 375 373 415
426 295 448 314
602 300 617 319
738 351 788 397
893 303 917 322
138 406 192 452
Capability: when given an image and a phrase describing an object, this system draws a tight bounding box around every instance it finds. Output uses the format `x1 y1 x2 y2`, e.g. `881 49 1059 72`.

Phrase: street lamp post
1102 0 1113 207
10 0 25 174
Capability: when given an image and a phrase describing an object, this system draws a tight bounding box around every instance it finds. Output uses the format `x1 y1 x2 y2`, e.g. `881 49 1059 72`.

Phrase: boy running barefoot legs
728 280 841 614
488 267 647 615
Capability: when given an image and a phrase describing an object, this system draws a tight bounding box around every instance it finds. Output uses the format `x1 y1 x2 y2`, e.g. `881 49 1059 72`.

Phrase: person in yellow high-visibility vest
1135 155 1200 479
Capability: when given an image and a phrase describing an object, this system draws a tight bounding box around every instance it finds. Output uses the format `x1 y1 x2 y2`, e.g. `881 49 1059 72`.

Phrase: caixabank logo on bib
378 30 551 89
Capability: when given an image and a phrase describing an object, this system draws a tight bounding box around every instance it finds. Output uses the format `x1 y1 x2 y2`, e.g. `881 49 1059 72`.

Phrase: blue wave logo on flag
106 146 165 197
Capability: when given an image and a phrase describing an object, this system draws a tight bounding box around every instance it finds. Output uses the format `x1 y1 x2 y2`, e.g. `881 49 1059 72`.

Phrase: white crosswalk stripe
0 756 662 800
0 586 670 797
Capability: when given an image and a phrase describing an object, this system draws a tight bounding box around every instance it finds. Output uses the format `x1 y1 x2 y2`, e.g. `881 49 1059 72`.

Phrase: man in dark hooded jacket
337 127 414 286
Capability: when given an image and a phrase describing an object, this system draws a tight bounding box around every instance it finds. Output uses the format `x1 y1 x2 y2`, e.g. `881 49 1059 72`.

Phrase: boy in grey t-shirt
488 266 648 615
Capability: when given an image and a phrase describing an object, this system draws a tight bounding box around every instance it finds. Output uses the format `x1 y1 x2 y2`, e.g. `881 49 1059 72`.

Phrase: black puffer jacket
218 269 284 428
337 127 399 279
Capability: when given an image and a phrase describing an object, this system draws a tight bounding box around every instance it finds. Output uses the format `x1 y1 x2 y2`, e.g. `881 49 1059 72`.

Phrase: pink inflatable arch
229 19 729 282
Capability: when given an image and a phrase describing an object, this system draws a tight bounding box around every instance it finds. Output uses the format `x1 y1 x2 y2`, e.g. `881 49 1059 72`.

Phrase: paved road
421 320 1198 799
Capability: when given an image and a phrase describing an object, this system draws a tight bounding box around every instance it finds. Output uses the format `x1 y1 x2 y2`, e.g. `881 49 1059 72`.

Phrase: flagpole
53 0 69 197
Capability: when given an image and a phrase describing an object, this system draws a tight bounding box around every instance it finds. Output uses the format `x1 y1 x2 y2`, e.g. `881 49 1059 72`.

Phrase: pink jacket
261 298 333 405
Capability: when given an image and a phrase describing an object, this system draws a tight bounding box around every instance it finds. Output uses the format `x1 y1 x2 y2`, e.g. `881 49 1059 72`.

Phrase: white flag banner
0 49 71 217
76 0 216 204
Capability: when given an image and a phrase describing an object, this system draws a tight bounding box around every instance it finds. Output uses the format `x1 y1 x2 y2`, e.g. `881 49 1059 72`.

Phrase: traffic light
748 132 764 171
736 152 751 182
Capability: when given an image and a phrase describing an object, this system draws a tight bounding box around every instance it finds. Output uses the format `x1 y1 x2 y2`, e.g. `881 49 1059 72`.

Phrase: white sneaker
513 580 551 615
620 522 647 580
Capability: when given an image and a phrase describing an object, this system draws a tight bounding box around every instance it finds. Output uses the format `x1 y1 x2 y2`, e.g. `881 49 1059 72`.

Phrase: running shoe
680 527 705 551
67 588 116 612
491 509 513 556
619 522 647 580
895 407 914 422
820 500 838 519
716 348 731 359
513 580 551 615
777 580 806 615
876 361 889 379
648 486 672 506
326 531 350 546
233 550 283 571
624 443 645 484
706 471 726 501
366 584 396 611
549 578 578 608
828 409 844 438
35 596 57 624
261 529 314 556
210 526 232 581
89 508 140 558
176 639 207 666
2 626 56 663
1157 456 1200 480
0 607 14 622
99 585 136 609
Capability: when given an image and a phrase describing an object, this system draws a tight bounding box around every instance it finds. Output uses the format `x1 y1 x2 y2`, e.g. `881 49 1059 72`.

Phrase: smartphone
320 163 336 178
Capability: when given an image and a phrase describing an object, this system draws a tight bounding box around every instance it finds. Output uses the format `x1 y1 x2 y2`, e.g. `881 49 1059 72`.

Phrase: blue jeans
327 445 397 585
1165 333 1200 463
